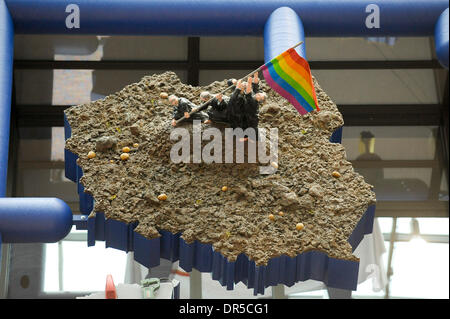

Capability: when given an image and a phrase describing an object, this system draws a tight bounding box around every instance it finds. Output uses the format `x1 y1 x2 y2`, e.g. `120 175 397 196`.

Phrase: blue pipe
264 7 344 143
0 0 13 198
5 0 448 36
0 198 72 243
0 2 73 245
435 8 449 69
264 6 306 61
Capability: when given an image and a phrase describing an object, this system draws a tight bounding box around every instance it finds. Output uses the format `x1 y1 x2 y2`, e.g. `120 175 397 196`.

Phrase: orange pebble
133 143 139 148
278 211 284 216
268 214 275 221
122 146 131 153
332 171 341 178
296 223 305 231
221 186 228 192
158 194 168 201
87 151 96 159
120 153 130 161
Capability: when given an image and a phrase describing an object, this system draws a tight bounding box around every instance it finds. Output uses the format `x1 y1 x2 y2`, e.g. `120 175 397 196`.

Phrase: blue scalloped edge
86 204 374 295
66 115 375 295
64 114 94 214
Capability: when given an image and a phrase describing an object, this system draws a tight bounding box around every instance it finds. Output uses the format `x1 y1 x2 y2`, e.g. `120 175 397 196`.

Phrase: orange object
172 269 190 277
157 194 168 201
105 274 117 299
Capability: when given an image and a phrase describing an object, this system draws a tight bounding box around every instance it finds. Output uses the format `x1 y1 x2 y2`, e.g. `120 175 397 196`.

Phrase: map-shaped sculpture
64 72 376 295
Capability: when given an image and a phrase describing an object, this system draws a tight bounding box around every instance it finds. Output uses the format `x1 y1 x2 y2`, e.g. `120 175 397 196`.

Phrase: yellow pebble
278 211 284 216
87 151 96 159
122 146 131 153
332 171 341 178
133 143 139 148
268 214 275 221
120 153 130 161
270 161 279 169
296 223 305 231
221 186 228 192
110 160 114 163
158 194 168 201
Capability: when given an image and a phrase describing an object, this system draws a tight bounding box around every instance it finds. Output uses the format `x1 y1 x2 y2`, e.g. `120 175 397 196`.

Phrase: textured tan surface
65 71 375 266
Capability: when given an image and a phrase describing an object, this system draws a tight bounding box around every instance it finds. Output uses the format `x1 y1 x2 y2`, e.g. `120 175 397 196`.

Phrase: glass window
377 217 394 233
98 36 188 61
200 37 264 61
14 70 55 105
14 35 101 60
199 69 253 86
313 69 439 104
418 218 450 235
388 241 448 298
341 126 445 201
306 37 433 61
43 227 127 292
53 69 93 105
15 69 187 107
342 126 437 161
90 70 188 98
17 127 78 206
15 35 188 61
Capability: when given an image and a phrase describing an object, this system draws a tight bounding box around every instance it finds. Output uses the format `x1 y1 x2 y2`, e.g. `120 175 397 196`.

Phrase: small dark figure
226 79 247 131
201 91 229 124
227 78 237 88
242 76 266 141
170 95 208 127
251 72 260 93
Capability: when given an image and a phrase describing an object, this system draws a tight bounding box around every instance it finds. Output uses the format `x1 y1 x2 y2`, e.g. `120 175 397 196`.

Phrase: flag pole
175 41 303 124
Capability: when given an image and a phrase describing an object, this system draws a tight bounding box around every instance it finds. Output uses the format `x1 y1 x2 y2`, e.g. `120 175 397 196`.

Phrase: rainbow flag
261 48 319 115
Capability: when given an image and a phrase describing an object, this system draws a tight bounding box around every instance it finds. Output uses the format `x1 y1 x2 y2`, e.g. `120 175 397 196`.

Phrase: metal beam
187 37 200 86
13 59 443 70
338 104 441 126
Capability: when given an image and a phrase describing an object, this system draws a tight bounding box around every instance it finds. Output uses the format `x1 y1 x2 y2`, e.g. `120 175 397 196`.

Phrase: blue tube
264 6 306 61
0 3 74 245
264 7 344 144
0 198 73 243
435 8 449 69
5 0 448 36
0 1 13 198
